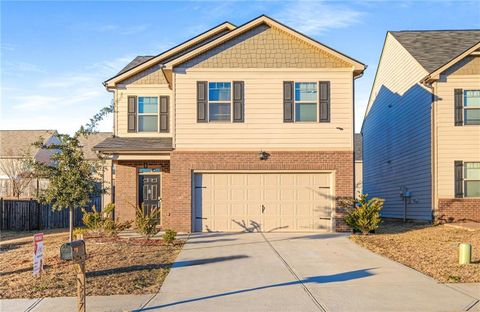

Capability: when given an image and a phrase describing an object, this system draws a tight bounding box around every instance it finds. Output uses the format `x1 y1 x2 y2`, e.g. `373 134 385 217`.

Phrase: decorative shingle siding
443 55 480 76
119 64 168 85
178 24 350 69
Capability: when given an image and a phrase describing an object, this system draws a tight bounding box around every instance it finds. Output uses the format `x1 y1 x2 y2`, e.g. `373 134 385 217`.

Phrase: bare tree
0 150 34 198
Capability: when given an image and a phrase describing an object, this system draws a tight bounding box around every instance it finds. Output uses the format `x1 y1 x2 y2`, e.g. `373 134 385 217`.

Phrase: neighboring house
363 30 480 223
354 133 363 196
78 132 114 209
0 130 59 198
94 15 365 232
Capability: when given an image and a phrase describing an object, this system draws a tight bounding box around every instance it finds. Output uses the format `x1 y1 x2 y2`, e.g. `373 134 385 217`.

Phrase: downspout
353 69 365 198
423 79 436 223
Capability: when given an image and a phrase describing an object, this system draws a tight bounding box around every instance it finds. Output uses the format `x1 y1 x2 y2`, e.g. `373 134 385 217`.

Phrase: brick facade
114 151 353 232
114 160 170 222
436 198 480 223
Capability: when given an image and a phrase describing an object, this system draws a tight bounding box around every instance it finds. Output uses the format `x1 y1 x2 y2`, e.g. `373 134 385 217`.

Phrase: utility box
60 240 87 262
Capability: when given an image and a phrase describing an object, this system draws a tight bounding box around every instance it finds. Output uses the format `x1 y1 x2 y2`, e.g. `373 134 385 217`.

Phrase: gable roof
78 132 113 160
0 130 57 158
165 15 365 75
391 30 480 73
104 21 236 87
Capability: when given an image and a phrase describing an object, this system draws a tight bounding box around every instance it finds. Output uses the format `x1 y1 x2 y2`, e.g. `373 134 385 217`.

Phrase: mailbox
60 240 87 262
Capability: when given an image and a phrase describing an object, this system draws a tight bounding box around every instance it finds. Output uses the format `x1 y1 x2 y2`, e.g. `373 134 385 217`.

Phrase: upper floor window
208 82 231 122
295 82 317 122
464 162 480 197
464 90 480 125
138 97 158 132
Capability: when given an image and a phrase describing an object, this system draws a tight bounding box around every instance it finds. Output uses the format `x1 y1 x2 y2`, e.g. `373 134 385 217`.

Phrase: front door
139 174 161 217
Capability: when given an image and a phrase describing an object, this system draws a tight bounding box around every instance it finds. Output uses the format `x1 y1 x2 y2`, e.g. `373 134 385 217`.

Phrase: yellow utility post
459 243 472 265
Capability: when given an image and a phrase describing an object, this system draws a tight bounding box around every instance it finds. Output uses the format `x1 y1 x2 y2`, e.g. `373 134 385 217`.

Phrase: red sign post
33 233 44 276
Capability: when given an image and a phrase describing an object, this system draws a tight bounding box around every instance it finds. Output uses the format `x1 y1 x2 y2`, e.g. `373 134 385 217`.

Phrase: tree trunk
69 207 73 242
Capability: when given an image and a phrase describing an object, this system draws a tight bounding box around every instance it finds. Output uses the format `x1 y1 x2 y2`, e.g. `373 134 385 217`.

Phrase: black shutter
283 81 294 122
455 89 463 126
233 81 244 122
319 81 330 122
197 81 208 122
159 96 169 133
454 161 464 198
127 96 137 132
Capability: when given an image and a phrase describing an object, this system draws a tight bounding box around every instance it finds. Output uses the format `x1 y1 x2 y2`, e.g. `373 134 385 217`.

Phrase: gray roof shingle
93 137 173 152
0 130 57 157
78 132 113 160
354 133 362 161
390 30 480 73
116 56 154 76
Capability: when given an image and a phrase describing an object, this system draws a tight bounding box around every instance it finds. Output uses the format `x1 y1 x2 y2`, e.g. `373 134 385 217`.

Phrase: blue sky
1 0 479 133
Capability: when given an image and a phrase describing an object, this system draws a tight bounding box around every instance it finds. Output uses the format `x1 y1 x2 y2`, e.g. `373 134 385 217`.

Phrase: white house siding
174 69 354 151
362 33 433 220
434 56 480 200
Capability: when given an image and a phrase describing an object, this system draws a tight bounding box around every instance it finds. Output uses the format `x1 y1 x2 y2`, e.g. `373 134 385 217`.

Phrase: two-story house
363 30 480 223
94 15 365 233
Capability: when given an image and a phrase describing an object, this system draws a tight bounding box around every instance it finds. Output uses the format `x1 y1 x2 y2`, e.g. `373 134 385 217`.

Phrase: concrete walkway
2 232 479 312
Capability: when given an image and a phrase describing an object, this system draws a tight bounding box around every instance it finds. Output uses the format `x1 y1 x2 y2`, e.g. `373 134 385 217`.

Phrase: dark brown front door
139 174 161 217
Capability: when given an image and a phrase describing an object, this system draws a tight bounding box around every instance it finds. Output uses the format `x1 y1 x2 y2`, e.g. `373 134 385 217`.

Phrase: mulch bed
0 233 184 299
350 222 480 283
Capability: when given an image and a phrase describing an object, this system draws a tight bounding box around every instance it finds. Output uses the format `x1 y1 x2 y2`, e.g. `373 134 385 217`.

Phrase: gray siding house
363 30 480 222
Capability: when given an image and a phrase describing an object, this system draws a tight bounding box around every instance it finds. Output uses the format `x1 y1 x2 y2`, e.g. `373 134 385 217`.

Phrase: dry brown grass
0 233 184 299
350 222 480 283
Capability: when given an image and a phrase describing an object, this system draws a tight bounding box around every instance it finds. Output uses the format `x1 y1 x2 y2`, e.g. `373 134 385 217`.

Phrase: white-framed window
464 90 480 125
208 82 231 122
138 97 158 132
464 162 480 197
294 82 317 122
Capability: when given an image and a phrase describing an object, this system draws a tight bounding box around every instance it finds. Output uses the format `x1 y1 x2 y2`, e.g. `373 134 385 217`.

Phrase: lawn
0 232 184 299
350 222 480 283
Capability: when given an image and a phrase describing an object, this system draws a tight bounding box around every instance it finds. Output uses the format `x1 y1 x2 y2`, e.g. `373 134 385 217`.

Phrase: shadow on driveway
135 268 376 311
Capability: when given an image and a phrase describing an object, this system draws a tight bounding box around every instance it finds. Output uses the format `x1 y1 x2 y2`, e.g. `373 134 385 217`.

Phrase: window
295 82 317 122
465 162 480 197
464 90 480 125
208 82 231 121
138 97 158 132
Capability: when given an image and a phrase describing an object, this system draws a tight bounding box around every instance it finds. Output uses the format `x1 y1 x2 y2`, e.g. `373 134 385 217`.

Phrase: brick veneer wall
436 198 480 223
165 151 354 232
114 160 170 222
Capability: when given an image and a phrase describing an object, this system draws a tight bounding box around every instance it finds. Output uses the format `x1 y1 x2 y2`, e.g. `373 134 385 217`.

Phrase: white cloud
274 1 364 36
3 61 46 75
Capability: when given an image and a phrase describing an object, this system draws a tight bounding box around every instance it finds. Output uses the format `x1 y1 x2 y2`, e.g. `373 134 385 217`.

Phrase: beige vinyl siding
362 33 433 220
115 84 174 137
174 69 354 150
434 66 480 199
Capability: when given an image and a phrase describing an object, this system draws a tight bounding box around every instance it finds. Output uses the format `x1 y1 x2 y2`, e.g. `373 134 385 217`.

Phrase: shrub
162 229 177 245
73 227 88 239
342 193 384 235
135 204 160 239
81 203 131 236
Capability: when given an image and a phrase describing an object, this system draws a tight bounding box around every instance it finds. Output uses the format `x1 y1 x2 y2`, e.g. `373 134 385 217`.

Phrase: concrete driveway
139 232 479 312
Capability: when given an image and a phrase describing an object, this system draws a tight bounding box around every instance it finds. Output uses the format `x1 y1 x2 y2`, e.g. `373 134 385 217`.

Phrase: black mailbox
60 240 87 261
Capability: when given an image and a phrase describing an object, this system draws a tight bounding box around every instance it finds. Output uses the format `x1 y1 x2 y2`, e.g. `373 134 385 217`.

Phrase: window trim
294 81 318 123
137 96 159 132
464 162 480 198
463 90 480 126
208 81 233 123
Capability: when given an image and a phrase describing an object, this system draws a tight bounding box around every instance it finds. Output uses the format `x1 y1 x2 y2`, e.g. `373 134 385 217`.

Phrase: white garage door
194 172 333 232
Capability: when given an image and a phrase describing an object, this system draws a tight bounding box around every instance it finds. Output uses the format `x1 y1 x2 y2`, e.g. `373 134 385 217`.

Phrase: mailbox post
60 240 87 312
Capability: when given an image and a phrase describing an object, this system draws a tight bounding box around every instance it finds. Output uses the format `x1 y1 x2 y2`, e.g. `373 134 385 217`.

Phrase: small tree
342 193 384 235
0 149 34 198
30 103 113 241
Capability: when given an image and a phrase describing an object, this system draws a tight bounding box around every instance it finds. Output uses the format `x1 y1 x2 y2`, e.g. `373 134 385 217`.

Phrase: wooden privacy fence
0 197 101 231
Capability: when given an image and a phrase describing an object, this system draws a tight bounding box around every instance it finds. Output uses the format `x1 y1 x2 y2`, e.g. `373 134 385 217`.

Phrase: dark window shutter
127 96 137 132
454 161 464 198
319 81 330 122
455 89 463 126
159 96 169 133
233 81 244 122
197 81 208 122
283 81 294 122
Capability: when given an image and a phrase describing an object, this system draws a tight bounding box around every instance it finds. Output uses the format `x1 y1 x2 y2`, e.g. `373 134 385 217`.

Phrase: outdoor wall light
258 151 270 160
336 127 344 131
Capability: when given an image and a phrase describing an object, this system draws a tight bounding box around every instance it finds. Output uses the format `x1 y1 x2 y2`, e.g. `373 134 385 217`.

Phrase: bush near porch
350 222 480 283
